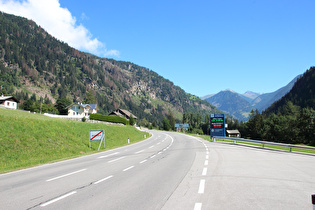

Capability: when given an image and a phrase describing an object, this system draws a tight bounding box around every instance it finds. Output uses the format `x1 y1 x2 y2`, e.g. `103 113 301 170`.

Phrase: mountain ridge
0 12 222 126
202 75 300 121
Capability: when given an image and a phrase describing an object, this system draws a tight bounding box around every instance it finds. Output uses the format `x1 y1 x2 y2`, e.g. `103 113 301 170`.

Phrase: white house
0 95 19 110
66 102 97 118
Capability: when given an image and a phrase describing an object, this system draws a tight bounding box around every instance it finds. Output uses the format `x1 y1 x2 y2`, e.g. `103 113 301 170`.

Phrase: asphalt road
1 131 315 210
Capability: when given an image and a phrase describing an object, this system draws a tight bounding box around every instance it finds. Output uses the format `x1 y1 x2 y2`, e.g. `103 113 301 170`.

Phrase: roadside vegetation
0 109 149 173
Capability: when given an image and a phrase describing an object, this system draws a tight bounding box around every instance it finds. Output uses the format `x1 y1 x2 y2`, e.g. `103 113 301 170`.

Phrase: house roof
226 130 240 134
110 108 137 119
0 95 19 103
66 102 97 110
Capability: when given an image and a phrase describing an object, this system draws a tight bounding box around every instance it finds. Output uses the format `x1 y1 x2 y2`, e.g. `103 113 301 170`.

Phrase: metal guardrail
212 136 315 153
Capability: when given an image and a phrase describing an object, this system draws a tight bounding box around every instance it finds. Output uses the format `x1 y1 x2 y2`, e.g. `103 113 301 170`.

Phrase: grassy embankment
195 134 315 155
0 109 149 173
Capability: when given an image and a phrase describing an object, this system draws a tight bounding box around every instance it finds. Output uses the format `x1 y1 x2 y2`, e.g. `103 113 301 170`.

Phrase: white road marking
149 145 154 148
140 159 147 164
94 175 113 184
135 150 144 154
158 152 162 155
194 203 202 210
40 191 77 207
198 179 205 194
204 160 208 166
46 169 86 182
150 155 156 158
108 156 125 163
123 166 134 171
97 152 119 159
202 168 207 176
206 155 209 159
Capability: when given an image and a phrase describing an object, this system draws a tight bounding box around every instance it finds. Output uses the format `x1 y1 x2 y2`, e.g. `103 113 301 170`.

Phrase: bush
82 116 86 122
191 128 204 135
90 113 128 125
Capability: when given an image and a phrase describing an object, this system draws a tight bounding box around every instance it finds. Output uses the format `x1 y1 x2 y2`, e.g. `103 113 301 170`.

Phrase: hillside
0 12 221 125
0 108 149 173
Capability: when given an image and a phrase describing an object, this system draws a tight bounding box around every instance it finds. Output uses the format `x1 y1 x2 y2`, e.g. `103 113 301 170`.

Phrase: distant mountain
202 76 300 121
264 67 315 115
0 12 222 125
204 90 252 121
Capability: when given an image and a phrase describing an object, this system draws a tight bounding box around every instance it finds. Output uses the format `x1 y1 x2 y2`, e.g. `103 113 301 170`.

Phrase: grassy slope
0 109 149 173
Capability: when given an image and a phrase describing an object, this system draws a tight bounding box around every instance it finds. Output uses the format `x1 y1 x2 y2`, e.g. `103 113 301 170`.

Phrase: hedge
90 113 128 125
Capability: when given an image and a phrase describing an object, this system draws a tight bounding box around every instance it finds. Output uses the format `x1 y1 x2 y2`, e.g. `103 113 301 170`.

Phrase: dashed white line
149 145 154 148
150 155 156 158
123 166 134 171
198 179 205 194
97 152 119 159
46 169 86 182
135 150 144 154
206 155 209 159
94 175 113 184
202 168 207 176
108 156 125 163
140 159 147 164
204 160 208 166
194 203 202 210
40 191 77 207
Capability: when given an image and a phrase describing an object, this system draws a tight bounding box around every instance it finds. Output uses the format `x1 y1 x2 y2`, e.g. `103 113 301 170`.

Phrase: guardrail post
128 138 130 144
312 194 315 210
289 147 292 152
262 144 264 148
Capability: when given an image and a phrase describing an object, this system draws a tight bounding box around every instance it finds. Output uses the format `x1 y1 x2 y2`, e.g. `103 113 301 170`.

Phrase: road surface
1 130 315 209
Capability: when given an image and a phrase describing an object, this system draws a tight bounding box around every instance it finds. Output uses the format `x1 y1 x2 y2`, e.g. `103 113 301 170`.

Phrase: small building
0 95 19 110
66 102 97 118
109 108 137 120
226 130 241 137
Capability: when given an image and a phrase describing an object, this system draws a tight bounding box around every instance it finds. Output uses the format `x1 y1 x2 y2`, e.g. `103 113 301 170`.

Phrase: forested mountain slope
0 12 221 125
263 67 315 116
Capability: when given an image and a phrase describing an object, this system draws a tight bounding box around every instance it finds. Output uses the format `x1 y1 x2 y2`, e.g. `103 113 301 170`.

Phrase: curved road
1 130 315 209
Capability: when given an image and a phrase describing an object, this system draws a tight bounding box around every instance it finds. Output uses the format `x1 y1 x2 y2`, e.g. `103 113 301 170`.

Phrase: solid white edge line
198 179 205 194
94 175 113 184
46 169 86 182
202 168 207 176
108 156 125 163
40 191 77 207
194 203 202 210
123 166 134 171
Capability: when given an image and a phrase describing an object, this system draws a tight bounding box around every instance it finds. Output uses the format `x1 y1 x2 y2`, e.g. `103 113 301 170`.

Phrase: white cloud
0 0 119 57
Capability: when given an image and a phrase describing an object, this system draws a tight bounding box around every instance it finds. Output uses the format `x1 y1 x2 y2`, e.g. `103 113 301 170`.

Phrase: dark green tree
162 117 171 131
83 90 97 104
129 115 136 126
55 97 72 115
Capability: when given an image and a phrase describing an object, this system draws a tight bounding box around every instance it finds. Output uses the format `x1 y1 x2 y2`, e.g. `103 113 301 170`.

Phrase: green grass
0 109 149 173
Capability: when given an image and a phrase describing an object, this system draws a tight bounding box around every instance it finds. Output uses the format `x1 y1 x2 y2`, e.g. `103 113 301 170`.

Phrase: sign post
210 114 225 138
89 130 105 151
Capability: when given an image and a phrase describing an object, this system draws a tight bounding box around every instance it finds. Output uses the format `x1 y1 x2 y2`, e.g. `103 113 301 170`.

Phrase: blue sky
0 0 314 97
